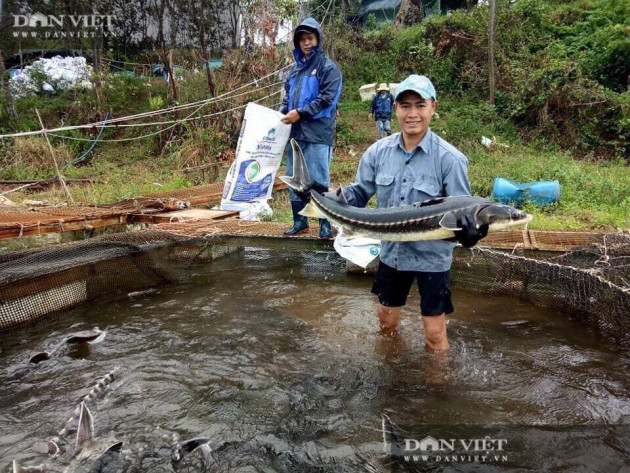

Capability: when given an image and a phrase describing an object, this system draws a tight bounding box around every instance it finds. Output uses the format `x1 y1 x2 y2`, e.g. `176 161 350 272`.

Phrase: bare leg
422 314 449 353
377 304 402 332
374 329 407 356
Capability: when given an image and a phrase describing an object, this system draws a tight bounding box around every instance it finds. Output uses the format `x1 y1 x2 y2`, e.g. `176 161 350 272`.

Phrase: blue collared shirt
342 129 471 272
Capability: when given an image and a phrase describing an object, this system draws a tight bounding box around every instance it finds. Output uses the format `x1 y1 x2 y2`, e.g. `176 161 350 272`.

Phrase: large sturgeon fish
281 139 532 241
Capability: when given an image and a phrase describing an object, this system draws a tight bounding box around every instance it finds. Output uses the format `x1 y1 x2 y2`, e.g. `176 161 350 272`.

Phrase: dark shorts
371 262 454 316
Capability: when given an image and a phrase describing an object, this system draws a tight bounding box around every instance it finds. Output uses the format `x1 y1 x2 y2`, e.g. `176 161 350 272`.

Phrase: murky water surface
1 249 629 472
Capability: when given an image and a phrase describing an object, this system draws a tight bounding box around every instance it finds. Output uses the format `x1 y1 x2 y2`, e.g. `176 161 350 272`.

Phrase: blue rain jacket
280 18 343 146
370 91 394 121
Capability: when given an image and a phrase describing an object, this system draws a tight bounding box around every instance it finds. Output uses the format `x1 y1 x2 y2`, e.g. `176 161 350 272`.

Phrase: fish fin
290 139 311 190
48 440 60 457
417 197 447 207
439 212 461 231
381 414 397 447
343 230 365 240
381 414 404 457
181 438 212 457
76 402 94 451
104 441 123 453
299 203 323 218
199 443 214 464
279 175 301 191
65 331 101 344
90 442 123 471
29 352 51 364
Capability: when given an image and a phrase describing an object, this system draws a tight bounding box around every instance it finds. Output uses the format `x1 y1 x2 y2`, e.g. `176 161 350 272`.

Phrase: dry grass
3 137 73 172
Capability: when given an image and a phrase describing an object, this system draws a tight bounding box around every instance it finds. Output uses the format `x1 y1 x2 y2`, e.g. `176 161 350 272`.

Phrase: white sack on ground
9 56 93 97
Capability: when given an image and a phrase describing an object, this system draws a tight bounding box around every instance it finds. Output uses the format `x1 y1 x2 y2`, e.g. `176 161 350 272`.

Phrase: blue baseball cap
394 75 437 101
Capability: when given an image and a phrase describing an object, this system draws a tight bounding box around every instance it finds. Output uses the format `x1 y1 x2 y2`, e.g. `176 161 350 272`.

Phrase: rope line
48 90 282 143
0 65 291 139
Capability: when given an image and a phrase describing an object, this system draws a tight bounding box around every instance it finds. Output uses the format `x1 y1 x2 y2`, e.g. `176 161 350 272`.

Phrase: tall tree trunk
167 49 179 102
394 0 424 27
167 0 178 47
0 49 17 119
198 22 216 96
488 0 496 105
91 36 106 116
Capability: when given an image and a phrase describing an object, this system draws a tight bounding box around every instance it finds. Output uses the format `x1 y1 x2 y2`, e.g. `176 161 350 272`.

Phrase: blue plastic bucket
202 59 223 71
492 177 560 206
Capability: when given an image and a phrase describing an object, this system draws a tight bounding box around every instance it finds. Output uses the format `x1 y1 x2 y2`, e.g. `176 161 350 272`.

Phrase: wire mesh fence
0 230 628 344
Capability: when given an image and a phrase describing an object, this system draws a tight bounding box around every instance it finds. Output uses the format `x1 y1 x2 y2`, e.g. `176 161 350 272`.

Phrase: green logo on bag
370 246 380 256
245 161 261 183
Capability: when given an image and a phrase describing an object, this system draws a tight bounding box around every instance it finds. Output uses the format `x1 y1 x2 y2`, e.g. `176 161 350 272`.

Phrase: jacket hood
293 18 323 63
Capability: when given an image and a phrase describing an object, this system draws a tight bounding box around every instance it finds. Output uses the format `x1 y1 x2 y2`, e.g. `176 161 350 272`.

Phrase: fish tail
54 368 121 442
299 202 325 219
282 139 312 191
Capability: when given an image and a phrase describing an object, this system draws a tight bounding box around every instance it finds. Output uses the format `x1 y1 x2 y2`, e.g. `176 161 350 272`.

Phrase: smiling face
394 91 438 141
298 32 318 58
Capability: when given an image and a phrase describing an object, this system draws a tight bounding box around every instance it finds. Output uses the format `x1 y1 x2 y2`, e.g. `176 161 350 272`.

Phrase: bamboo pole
35 109 75 205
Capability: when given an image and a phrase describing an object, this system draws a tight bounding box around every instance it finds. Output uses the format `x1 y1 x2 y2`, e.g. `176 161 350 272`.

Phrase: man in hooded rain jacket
280 18 343 239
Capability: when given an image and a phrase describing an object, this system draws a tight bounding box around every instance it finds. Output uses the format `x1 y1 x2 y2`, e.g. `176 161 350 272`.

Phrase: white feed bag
221 103 291 211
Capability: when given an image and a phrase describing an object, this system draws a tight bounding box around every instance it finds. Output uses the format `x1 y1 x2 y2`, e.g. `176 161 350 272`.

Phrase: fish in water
107 433 213 471
381 414 426 472
171 437 213 464
13 368 122 473
13 402 123 473
12 365 213 472
29 329 105 364
172 433 381 472
280 139 532 242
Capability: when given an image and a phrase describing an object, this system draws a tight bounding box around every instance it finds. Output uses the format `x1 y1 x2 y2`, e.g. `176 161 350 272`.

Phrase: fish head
475 203 533 230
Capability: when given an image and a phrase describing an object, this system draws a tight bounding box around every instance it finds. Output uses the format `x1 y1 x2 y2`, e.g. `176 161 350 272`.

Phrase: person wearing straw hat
323 74 487 353
369 83 394 139
280 18 343 240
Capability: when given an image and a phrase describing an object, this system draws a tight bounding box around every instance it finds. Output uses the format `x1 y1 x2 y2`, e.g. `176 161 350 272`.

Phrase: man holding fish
340 75 488 351
282 75 533 352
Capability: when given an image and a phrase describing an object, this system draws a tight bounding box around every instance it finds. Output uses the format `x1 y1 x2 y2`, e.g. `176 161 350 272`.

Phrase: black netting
452 242 630 344
1 230 628 344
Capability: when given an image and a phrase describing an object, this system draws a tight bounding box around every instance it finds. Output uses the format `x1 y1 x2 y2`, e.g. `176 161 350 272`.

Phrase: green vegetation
336 0 629 157
333 95 630 230
0 0 627 230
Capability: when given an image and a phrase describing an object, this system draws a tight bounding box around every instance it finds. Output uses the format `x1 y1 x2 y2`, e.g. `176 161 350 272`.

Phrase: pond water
1 248 629 472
